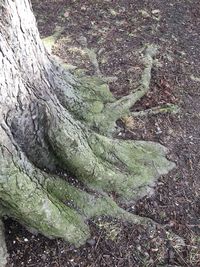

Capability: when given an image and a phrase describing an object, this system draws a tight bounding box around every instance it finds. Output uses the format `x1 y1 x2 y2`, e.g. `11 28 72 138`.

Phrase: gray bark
0 0 177 264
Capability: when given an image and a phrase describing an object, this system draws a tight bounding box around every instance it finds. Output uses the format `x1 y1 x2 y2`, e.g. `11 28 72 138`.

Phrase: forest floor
5 0 200 266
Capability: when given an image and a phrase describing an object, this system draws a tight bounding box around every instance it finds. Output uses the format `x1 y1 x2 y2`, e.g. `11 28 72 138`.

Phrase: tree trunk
0 218 7 267
0 0 176 262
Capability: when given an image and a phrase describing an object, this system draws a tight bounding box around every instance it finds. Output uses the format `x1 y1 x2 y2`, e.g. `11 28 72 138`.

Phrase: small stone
140 10 150 18
41 254 47 261
87 239 96 246
152 9 160 15
110 9 117 16
64 12 69 18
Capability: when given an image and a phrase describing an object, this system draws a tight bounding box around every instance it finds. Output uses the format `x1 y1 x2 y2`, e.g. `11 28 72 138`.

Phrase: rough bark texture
0 0 177 264
0 219 7 267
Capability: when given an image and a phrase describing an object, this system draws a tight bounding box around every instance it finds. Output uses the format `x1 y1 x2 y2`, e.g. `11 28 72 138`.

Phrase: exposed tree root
0 136 182 249
47 113 175 202
47 44 171 136
102 45 158 121
42 26 65 53
131 103 180 117
68 45 159 135
0 0 184 262
0 121 182 250
0 139 184 251
0 128 90 246
0 43 183 253
45 174 157 226
77 35 102 76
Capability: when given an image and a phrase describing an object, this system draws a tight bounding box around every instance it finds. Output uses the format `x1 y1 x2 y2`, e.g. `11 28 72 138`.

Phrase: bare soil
5 0 200 266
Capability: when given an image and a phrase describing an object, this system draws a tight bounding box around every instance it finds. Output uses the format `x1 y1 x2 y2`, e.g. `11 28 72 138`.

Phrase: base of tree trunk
0 51 179 248
0 2 184 264
0 122 175 247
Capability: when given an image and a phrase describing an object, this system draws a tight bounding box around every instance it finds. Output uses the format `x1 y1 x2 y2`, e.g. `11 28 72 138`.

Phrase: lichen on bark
0 1 182 263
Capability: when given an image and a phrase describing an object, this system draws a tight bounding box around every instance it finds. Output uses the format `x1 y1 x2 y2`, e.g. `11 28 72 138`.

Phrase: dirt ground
5 0 200 266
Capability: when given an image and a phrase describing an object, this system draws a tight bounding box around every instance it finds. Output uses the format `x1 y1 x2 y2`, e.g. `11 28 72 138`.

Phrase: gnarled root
131 103 180 117
0 142 168 249
47 115 175 202
69 45 162 135
0 43 183 250
0 130 172 248
0 124 182 249
0 140 90 247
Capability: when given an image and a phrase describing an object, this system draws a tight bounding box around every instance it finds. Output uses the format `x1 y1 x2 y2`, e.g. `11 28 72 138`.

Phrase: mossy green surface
0 38 177 247
0 145 90 246
49 117 175 202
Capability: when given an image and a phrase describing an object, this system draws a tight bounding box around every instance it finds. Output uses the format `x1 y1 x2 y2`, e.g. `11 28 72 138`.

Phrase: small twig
172 246 190 267
95 230 103 250
56 240 61 267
